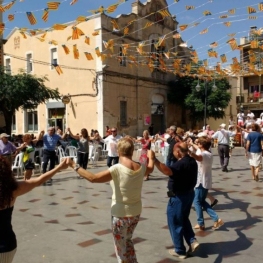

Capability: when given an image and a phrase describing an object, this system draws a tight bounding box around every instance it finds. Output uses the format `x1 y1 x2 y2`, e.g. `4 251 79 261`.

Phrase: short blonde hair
117 137 134 157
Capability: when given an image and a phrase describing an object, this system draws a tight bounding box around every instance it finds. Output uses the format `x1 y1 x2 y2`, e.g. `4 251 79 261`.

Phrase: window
51 48 58 69
120 101 127 126
119 47 126 67
26 53 33 73
26 111 38 132
5 58 11 74
11 114 16 131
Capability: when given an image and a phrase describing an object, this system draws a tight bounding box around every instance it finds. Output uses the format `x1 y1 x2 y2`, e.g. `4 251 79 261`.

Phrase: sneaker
187 240 200 254
211 199 218 208
193 224 205 231
168 249 187 259
212 219 224 230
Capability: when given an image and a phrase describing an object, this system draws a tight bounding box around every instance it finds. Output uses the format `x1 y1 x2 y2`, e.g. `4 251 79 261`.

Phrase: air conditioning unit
236 95 244 103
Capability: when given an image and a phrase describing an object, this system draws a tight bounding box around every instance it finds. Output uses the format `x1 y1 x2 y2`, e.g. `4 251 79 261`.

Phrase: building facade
3 0 192 136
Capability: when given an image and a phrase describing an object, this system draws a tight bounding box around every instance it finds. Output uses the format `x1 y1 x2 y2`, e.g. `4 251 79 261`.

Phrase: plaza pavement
12 147 263 263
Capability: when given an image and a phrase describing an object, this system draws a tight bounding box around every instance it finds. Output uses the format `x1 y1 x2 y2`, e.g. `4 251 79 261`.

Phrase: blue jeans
167 190 196 255
107 156 119 167
194 184 219 226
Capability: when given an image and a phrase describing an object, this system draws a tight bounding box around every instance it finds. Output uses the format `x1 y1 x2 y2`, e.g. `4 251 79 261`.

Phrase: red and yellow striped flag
85 36 90 45
158 9 170 17
62 45 70 54
247 6 256 14
123 27 129 35
72 26 84 40
220 54 227 63
84 52 94 60
224 22 231 27
228 9 236 14
251 40 259 48
0 23 5 35
92 30 100 36
227 38 238 50
26 12 37 25
47 2 61 10
54 64 63 75
95 47 101 57
107 4 118 13
8 14 14 21
30 30 36 36
20 31 27 39
248 16 257 19
111 20 119 31
52 24 67 30
200 28 208 34
4 1 16 11
73 44 79 59
259 2 263 11
186 6 195 10
42 8 49 22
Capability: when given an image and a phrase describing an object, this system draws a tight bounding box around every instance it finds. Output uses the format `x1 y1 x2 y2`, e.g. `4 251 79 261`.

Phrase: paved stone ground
12 147 263 263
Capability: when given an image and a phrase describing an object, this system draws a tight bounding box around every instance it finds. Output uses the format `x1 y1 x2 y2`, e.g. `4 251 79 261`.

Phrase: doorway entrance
48 108 65 132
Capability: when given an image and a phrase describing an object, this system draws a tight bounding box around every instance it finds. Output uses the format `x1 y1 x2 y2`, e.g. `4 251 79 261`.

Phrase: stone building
3 0 191 136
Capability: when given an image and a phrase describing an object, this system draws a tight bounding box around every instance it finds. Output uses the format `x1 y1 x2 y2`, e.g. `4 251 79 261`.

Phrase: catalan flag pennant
52 23 67 30
232 57 239 64
179 24 188 31
111 20 119 31
0 6 5 12
228 33 236 37
49 40 58 45
40 32 47 39
207 49 217 58
247 6 257 14
76 16 86 22
219 15 228 19
259 2 263 11
227 38 238 50
228 9 236 14
92 30 100 36
67 36 72 41
85 36 90 45
186 6 195 10
26 12 37 25
8 14 14 21
251 40 259 48
209 42 218 48
62 45 70 54
30 30 36 36
158 9 170 17
20 31 27 39
4 1 16 11
47 2 61 11
200 28 208 34
220 54 227 63
84 52 94 60
0 23 5 35
72 26 84 40
95 47 101 57
42 8 49 22
107 4 118 13
249 16 257 19
73 44 79 59
53 64 63 75
37 37 45 42
144 22 153 28
203 10 212 16
70 0 78 5
224 22 231 27
123 27 129 35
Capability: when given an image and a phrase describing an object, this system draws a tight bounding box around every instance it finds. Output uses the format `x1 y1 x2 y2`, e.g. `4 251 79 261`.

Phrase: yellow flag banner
8 14 14 21
251 40 259 48
220 54 227 63
224 22 231 27
186 6 195 10
111 20 119 31
95 47 101 57
179 24 188 31
73 44 79 59
42 8 49 22
247 6 257 14
228 9 236 14
259 2 263 11
72 26 85 40
54 64 63 75
227 38 238 50
84 52 94 60
47 2 61 10
85 36 90 45
52 24 67 30
26 12 37 25
62 45 70 54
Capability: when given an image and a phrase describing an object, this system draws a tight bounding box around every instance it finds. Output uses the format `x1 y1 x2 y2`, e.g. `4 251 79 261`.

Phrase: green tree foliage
0 69 61 134
167 76 232 125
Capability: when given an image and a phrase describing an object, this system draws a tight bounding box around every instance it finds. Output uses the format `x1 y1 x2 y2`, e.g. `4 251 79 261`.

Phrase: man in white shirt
247 110 255 119
237 111 244 127
103 127 122 167
212 123 236 172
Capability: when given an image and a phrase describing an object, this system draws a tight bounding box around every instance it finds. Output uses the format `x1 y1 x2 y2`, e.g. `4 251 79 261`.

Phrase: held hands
57 158 70 170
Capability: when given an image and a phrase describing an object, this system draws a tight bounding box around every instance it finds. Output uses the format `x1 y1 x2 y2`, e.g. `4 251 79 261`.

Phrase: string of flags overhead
1 0 263 78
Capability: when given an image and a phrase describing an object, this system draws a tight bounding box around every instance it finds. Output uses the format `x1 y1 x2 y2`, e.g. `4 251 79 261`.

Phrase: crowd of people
1 113 263 262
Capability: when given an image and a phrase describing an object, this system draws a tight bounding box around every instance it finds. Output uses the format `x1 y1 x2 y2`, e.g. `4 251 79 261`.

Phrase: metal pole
204 79 207 128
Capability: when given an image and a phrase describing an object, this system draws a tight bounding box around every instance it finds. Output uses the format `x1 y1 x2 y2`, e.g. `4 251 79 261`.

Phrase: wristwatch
74 164 80 172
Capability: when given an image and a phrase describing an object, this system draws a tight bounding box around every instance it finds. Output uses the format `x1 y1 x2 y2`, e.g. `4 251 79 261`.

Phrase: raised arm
13 159 69 197
147 150 172 176
67 128 80 140
67 159 112 183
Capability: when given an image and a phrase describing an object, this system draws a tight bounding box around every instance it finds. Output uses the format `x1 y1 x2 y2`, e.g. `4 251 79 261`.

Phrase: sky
2 0 263 67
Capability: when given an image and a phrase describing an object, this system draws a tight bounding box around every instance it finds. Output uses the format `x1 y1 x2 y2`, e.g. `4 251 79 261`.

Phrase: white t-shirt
195 149 213 189
109 163 146 217
237 113 244 121
164 133 170 147
103 134 122 157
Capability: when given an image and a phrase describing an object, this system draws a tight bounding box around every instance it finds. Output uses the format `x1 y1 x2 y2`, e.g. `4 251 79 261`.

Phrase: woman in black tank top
0 156 68 262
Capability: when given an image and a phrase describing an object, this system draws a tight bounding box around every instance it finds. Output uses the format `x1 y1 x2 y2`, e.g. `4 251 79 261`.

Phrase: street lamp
196 78 217 127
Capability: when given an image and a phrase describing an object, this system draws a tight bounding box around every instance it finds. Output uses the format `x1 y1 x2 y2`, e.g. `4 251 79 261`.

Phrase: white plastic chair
101 143 108 159
57 145 66 163
66 146 78 163
12 152 24 178
89 144 99 166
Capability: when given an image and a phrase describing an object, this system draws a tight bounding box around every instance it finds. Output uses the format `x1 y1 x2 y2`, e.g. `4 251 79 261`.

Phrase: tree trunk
3 110 13 135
